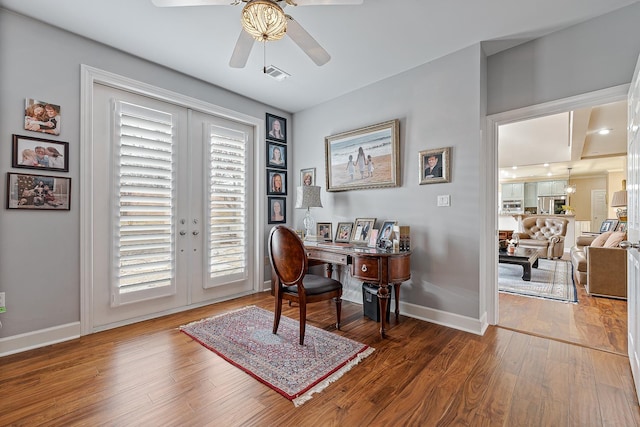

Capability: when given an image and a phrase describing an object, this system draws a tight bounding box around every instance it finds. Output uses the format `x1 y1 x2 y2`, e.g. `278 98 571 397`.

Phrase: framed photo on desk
351 217 376 244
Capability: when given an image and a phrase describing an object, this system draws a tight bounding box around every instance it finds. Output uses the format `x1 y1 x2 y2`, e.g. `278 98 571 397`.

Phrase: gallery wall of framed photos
266 113 288 224
6 98 71 210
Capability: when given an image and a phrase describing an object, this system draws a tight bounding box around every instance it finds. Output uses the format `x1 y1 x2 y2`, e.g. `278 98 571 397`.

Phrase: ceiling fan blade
229 30 255 68
151 0 231 7
285 16 330 66
292 0 363 5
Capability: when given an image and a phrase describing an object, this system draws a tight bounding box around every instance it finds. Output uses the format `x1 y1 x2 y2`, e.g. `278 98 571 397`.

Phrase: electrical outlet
0 292 5 313
437 195 451 207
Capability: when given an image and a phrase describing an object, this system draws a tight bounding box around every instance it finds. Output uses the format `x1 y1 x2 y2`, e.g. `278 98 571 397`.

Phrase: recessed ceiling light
598 128 611 135
512 166 517 170
543 163 549 167
547 172 552 176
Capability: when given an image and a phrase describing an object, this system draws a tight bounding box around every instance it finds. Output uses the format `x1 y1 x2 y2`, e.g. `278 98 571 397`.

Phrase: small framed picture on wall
300 167 316 186
12 134 69 172
266 113 286 143
267 169 287 195
24 98 61 136
267 141 286 169
268 197 286 224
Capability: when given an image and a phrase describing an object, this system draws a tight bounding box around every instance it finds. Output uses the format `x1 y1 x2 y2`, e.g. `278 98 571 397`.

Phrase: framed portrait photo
268 197 286 224
267 169 287 196
24 98 61 136
599 219 619 233
12 134 69 172
325 119 400 192
6 172 71 210
377 220 398 245
316 222 333 241
351 217 376 244
334 222 354 243
419 147 451 184
266 113 286 143
267 141 286 169
300 167 316 186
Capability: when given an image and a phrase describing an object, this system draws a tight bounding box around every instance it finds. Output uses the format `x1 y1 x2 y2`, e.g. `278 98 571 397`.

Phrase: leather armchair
570 235 627 299
512 216 568 259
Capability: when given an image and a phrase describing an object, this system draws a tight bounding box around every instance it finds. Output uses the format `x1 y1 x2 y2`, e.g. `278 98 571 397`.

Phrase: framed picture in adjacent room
268 197 286 224
419 147 451 185
6 172 71 210
267 141 286 169
266 113 286 143
12 134 69 172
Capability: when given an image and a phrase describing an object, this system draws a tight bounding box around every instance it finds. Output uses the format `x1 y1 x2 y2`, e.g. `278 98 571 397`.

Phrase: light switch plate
437 195 450 207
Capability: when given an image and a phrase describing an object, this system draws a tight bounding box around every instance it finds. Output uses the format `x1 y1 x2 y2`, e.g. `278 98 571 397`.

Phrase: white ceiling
499 100 628 182
1 0 638 113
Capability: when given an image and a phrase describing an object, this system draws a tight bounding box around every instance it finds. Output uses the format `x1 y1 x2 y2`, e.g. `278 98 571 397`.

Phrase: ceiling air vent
264 65 290 81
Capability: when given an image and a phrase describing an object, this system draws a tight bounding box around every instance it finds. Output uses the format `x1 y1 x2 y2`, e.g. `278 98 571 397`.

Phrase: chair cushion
603 231 626 248
283 274 342 295
590 231 613 247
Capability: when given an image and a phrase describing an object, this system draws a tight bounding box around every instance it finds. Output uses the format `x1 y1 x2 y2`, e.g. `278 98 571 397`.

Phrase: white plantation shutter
206 124 248 287
112 100 176 305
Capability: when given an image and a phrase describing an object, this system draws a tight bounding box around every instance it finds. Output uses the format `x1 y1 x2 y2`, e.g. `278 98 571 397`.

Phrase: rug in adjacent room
179 305 374 406
499 259 578 303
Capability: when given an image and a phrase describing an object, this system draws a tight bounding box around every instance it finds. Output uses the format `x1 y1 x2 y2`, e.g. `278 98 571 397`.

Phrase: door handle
620 241 639 250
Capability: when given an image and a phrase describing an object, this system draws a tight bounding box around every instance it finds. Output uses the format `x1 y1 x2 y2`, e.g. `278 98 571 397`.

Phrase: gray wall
487 3 640 115
293 44 485 318
0 9 290 338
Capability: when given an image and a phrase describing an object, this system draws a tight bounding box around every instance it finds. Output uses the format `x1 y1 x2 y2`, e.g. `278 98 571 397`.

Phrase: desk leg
325 263 334 278
394 283 401 319
378 284 391 338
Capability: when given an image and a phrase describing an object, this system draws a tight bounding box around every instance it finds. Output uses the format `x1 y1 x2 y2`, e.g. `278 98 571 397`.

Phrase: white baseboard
0 322 81 357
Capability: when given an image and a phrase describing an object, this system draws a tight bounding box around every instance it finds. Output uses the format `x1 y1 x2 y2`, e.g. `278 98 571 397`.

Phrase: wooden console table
304 243 412 338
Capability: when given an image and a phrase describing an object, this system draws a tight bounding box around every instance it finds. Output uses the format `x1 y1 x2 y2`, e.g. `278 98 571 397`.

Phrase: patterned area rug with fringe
180 305 374 406
499 258 578 303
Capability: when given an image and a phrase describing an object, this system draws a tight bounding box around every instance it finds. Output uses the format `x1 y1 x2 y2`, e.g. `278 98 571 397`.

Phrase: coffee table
498 247 539 281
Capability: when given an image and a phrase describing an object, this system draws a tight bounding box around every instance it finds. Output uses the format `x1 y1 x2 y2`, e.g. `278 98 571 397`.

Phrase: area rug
499 259 578 303
179 305 374 406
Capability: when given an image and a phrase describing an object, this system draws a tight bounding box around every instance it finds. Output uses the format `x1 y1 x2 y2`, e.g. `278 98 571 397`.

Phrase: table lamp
611 179 627 221
295 185 322 239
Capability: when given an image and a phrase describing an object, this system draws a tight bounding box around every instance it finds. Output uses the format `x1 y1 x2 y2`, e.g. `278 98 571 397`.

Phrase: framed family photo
267 141 286 169
317 222 333 241
378 220 398 245
24 98 61 136
325 119 400 192
266 113 286 143
267 169 287 195
300 167 316 186
6 172 71 210
419 147 451 185
12 134 69 172
268 197 286 224
334 222 354 243
351 217 376 244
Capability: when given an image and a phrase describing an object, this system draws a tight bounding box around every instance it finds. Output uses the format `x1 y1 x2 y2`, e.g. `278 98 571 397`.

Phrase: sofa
512 216 568 259
570 231 627 299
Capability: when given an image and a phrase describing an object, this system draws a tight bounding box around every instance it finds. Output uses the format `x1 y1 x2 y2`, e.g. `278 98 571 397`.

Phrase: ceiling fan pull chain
263 41 267 74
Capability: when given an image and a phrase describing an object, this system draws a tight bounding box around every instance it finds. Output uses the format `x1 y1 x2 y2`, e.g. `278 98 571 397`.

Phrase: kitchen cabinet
536 180 567 196
524 182 537 207
501 183 524 200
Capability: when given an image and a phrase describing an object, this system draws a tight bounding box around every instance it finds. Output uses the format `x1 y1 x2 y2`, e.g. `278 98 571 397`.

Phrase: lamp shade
611 190 627 207
295 186 323 209
241 0 287 42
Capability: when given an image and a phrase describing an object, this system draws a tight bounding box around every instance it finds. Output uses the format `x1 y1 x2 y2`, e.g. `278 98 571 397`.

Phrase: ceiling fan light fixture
241 0 287 42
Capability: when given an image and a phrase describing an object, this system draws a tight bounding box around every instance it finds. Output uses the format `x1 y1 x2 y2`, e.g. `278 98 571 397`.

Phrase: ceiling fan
151 0 363 68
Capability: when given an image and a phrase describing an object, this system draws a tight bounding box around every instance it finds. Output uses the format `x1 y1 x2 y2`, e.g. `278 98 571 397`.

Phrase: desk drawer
306 249 349 265
352 257 380 282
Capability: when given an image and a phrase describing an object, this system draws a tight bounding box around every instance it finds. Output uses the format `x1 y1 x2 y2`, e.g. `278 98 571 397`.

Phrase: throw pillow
604 231 626 248
591 231 613 247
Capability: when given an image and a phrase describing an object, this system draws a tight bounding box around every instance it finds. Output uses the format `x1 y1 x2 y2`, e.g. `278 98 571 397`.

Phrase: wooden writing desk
304 243 412 338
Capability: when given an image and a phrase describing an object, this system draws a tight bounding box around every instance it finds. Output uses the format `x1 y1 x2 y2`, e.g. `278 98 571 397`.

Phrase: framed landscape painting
325 119 400 192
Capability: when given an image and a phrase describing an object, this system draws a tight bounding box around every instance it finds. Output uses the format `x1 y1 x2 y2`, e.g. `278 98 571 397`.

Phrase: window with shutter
112 100 176 305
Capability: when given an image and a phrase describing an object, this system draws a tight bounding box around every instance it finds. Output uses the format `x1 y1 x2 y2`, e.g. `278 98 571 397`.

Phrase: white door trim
79 65 265 335
484 84 629 325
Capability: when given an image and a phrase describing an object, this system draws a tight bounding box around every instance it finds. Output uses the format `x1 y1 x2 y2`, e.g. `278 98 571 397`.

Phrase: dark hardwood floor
2 291 638 426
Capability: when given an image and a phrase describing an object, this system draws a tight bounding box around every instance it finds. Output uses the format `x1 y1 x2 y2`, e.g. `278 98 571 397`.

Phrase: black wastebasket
362 283 392 322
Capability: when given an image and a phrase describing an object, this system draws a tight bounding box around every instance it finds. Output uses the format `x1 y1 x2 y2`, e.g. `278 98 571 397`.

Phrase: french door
89 83 255 330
